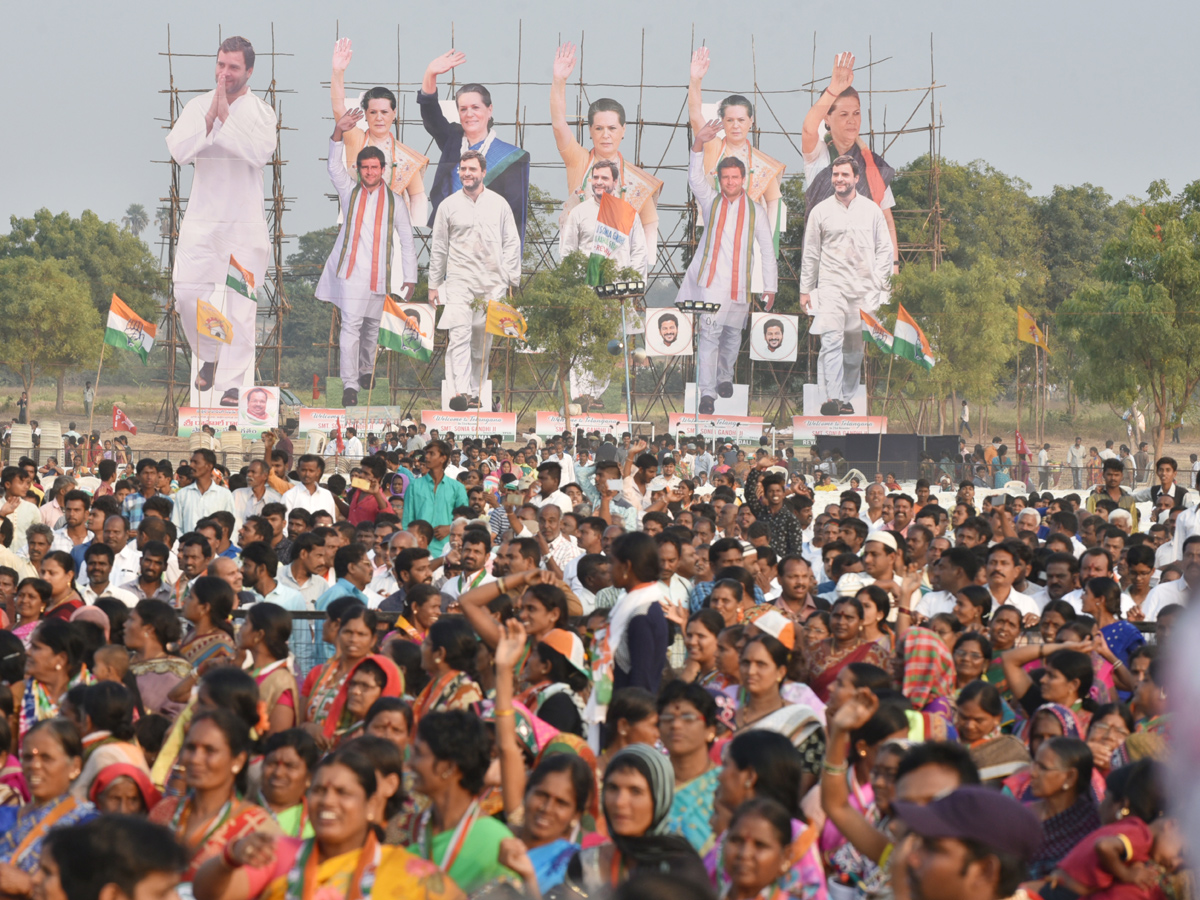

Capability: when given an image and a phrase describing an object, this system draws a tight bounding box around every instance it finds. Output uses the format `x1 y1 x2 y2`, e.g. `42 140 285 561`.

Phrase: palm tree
122 203 149 237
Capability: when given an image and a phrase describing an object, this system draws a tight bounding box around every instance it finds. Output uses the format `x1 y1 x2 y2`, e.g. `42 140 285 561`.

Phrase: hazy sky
5 1 1197 242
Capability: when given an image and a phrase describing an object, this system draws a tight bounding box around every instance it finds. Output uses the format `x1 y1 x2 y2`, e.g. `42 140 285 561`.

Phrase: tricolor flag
378 297 432 362
485 299 528 342
1017 305 1050 353
112 405 137 435
587 193 637 286
104 294 157 364
226 255 257 301
893 305 935 371
860 310 894 354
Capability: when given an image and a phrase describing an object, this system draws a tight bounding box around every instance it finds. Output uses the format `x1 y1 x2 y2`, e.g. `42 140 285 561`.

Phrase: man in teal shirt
402 440 468 557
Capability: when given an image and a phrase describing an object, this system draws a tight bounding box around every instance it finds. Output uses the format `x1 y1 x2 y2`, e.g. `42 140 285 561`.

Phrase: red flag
334 418 344 454
1014 430 1029 458
112 405 137 435
312 374 320 402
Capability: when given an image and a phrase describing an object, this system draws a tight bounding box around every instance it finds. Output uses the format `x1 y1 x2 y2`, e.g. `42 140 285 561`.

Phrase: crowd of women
0 438 1189 900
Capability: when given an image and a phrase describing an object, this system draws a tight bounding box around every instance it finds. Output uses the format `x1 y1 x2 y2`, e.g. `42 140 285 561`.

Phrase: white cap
865 531 899 552
835 571 877 597
648 477 669 492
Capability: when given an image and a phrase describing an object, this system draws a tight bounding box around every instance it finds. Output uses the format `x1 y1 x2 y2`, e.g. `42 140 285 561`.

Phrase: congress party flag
226 255 257 302
378 297 433 362
860 310 894 354
587 192 637 286
1017 305 1049 353
893 305 935 371
104 294 157 364
485 299 528 342
112 405 138 435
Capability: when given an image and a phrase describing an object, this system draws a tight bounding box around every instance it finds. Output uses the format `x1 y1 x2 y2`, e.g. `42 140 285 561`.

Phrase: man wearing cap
897 787 1042 900
861 530 901 597
744 456 804 556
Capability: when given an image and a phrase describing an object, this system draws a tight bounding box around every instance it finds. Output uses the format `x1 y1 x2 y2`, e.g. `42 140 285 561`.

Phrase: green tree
0 258 102 399
282 227 339 390
518 252 628 431
122 204 149 237
1060 179 1200 455
0 209 164 409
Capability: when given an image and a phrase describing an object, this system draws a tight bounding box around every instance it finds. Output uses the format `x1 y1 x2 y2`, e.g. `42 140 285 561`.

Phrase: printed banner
535 411 629 437
421 410 518 441
792 415 888 448
177 407 240 437
239 386 280 432
299 407 408 436
667 413 765 444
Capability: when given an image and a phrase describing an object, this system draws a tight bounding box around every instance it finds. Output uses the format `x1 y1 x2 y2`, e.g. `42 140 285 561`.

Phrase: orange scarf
344 185 387 292
704 193 747 300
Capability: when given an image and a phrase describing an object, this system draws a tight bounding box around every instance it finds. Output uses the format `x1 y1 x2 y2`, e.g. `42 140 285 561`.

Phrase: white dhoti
569 367 611 402
174 233 265 395
698 293 749 400
810 289 866 404
441 303 491 398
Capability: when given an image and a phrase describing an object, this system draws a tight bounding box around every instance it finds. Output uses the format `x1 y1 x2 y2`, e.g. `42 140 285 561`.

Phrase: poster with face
239 386 280 430
645 309 693 357
749 313 799 362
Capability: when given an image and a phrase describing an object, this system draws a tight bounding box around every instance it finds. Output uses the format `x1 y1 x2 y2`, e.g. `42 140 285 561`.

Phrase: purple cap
893 787 1044 859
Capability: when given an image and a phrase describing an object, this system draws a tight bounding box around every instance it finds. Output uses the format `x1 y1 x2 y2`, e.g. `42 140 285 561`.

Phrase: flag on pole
103 294 157 364
860 310 895 354
893 305 935 370
226 256 257 301
112 405 137 435
485 300 528 341
197 299 234 344
586 193 638 286
378 297 433 362
1014 429 1030 458
1017 305 1049 353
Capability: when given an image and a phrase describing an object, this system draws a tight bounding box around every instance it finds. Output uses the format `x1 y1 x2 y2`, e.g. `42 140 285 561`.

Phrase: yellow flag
197 299 234 345
484 299 527 341
1017 305 1049 353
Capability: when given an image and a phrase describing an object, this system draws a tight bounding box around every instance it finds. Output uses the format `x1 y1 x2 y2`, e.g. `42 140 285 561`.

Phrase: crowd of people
0 424 1190 900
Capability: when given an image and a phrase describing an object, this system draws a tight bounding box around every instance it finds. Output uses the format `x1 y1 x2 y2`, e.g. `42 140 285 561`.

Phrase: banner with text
535 411 630 438
298 407 410 436
178 407 242 437
420 410 518 441
667 413 765 445
792 416 888 447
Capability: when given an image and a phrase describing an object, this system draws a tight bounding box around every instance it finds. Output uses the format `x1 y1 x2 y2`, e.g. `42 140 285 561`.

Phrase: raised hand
333 108 363 139
691 47 710 80
830 686 879 733
695 117 722 146
829 52 855 96
759 292 776 312
553 43 577 81
214 74 230 122
495 618 528 670
228 832 278 869
332 37 353 72
427 50 467 77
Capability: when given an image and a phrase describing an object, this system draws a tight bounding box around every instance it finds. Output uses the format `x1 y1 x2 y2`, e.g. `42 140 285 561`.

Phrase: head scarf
89 762 161 810
603 744 702 872
1024 703 1082 747
475 699 560 761
902 626 956 710
322 654 404 740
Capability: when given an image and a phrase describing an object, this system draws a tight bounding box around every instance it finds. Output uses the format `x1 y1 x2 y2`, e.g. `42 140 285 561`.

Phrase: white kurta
675 151 777 330
167 90 276 392
799 191 892 334
560 196 649 281
429 188 522 399
316 139 418 315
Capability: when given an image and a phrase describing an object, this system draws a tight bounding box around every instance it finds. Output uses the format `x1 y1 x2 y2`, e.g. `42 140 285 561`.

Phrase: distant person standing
1037 442 1051 490
83 382 94 419
959 399 971 437
17 392 27 425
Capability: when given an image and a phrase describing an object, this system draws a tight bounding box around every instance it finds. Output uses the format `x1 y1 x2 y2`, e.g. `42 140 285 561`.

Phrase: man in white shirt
282 454 339 519
538 504 582 574
914 546 981 619
170 449 234 535
81 544 138 607
1036 443 1052 490
1066 437 1088 490
1062 547 1134 616
317 109 417 407
1099 440 1118 461
1140 536 1200 621
166 36 276 406
560 160 648 278
232 459 283 534
985 541 1039 620
439 528 495 606
428 150 522 410
530 461 572 512
676 119 777 414
369 530 416 597
1028 551 1079 612
342 428 364 459
276 531 335 610
50 490 93 555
